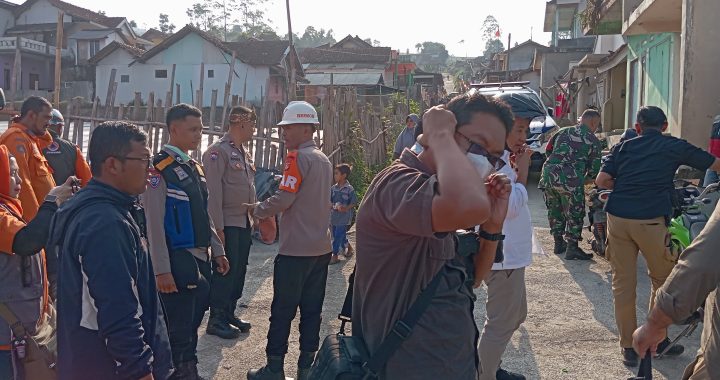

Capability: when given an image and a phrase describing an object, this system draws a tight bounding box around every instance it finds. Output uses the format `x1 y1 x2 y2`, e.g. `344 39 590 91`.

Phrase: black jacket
49 180 173 380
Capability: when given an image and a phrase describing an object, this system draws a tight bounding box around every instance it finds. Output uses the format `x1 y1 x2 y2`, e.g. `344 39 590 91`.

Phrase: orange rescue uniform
0 123 56 220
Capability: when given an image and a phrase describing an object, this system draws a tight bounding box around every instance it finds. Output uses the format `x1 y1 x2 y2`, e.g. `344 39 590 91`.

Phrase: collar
334 182 352 190
163 145 192 163
399 149 432 174
298 140 316 150
501 150 511 165
12 122 53 150
641 128 663 137
221 133 246 151
578 123 591 133
86 179 136 208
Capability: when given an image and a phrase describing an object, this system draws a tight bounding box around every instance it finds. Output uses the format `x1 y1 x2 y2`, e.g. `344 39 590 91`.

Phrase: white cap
278 101 320 126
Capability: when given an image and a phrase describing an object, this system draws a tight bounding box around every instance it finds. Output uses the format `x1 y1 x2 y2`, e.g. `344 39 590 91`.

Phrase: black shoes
297 351 316 380
565 241 594 260
553 236 567 255
657 338 685 356
496 368 526 380
622 348 639 367
247 356 285 380
226 305 252 333
206 308 241 339
170 360 206 380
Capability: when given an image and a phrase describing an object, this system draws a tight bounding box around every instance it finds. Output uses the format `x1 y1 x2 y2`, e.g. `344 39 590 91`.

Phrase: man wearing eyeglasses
353 91 513 380
203 106 257 338
539 109 603 260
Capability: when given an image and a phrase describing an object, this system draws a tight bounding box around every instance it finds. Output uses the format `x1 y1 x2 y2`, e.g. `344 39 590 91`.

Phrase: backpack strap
362 266 446 378
0 303 28 338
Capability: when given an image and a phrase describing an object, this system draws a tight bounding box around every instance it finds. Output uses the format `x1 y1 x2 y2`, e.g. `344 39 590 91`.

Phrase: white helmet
278 101 319 126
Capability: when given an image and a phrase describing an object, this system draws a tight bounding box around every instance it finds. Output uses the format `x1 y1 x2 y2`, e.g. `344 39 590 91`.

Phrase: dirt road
197 173 701 379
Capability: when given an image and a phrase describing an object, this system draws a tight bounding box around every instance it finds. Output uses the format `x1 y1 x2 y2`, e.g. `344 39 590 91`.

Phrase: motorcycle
587 187 611 257
668 180 719 256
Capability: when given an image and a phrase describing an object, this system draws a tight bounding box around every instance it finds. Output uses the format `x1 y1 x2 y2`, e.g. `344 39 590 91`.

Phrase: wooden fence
63 86 405 172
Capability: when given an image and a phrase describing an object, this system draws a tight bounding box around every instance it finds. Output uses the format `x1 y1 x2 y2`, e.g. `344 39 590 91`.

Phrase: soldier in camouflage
539 109 603 260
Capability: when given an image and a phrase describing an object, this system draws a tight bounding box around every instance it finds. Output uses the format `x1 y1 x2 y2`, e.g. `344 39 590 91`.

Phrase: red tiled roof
15 0 125 28
141 28 169 41
224 39 289 65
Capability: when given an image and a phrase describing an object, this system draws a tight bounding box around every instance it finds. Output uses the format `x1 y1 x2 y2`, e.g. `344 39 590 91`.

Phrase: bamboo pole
220 52 237 131
208 89 218 145
104 68 116 117
53 11 64 108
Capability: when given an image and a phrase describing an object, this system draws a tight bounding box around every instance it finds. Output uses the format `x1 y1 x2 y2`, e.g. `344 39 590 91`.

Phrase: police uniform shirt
142 147 225 275
202 133 256 231
254 140 332 257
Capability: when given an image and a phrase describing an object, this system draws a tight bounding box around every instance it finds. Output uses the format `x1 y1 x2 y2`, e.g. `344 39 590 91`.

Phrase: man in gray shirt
393 114 419 159
354 92 513 379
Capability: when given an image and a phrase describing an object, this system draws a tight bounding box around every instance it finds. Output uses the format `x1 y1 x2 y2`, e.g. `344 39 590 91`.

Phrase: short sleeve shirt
330 182 358 226
352 150 478 380
602 129 715 219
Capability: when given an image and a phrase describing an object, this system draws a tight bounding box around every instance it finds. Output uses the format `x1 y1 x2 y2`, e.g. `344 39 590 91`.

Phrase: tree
415 43 422 53
187 0 273 40
129 20 138 28
291 26 337 47
186 1 219 35
483 39 505 59
363 38 381 47
98 10 106 15
481 15 501 42
159 13 176 34
420 42 449 62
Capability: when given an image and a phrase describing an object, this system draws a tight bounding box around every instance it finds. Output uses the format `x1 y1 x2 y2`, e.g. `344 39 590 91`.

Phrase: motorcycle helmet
494 92 547 121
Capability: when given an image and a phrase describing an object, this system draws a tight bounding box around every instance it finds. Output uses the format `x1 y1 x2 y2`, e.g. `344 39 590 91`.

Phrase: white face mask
467 153 493 179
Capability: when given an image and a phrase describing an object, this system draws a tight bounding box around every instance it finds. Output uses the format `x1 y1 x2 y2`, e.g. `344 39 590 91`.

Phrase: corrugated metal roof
68 29 115 40
304 73 384 86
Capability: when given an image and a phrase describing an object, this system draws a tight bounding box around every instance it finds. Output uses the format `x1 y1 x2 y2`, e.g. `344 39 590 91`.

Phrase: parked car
471 81 557 171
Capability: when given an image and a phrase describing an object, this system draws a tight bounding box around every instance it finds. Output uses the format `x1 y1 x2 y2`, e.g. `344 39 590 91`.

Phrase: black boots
170 360 206 380
565 240 593 260
206 308 241 339
227 304 252 333
297 351 316 380
247 356 285 380
553 235 567 255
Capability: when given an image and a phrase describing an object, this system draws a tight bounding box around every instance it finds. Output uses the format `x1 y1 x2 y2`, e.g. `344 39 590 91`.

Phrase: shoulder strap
0 303 28 337
362 266 446 377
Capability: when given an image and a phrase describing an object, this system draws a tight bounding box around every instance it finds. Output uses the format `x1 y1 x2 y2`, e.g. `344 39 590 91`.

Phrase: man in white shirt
477 92 546 380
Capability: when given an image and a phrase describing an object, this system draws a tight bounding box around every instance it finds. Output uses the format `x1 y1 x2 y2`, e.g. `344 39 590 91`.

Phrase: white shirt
492 151 533 270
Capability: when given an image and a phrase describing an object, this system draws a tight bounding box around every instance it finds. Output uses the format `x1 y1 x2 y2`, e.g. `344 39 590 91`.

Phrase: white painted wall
15 0 73 25
95 32 271 107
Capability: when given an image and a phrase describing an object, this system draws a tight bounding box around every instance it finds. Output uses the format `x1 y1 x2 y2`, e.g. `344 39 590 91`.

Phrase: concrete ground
197 173 702 380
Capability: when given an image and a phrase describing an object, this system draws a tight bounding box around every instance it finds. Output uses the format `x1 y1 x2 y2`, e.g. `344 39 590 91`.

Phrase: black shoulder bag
307 267 446 380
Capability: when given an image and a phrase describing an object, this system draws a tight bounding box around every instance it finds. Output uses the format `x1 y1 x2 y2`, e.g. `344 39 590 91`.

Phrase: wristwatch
477 230 505 241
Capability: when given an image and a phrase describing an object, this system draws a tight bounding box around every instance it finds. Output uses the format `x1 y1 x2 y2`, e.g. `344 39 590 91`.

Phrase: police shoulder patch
47 142 60 152
148 171 162 189
210 151 219 161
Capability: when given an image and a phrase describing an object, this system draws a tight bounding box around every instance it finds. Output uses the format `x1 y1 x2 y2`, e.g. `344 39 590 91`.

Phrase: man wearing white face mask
354 91 513 380
476 92 547 380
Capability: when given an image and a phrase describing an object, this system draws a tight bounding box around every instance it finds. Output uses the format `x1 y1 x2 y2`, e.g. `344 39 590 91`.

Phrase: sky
19 0 552 56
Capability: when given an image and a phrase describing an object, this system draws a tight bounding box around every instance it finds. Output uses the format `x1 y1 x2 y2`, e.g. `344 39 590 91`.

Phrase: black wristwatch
44 194 59 205
477 230 505 241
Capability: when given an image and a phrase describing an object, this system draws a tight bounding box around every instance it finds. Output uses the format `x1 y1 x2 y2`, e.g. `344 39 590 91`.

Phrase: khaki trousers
606 214 677 348
683 353 710 380
478 268 527 380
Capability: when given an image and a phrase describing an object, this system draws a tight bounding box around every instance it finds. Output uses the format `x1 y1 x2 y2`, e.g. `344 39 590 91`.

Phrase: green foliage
186 0 274 40
342 123 372 201
289 26 337 48
159 14 176 34
384 93 420 116
483 39 505 59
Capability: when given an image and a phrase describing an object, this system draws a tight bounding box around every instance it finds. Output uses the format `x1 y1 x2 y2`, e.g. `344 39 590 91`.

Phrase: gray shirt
330 182 358 226
353 150 478 380
254 140 333 257
655 203 720 379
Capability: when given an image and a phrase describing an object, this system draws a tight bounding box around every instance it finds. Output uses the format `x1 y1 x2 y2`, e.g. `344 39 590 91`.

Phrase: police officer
539 109 603 260
44 109 92 187
143 104 231 379
202 105 256 337
246 101 333 380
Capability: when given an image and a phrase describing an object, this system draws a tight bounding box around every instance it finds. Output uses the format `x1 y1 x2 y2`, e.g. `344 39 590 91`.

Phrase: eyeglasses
456 133 505 170
120 156 152 167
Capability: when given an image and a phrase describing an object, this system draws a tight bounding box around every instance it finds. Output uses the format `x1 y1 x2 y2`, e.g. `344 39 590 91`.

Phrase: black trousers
160 257 211 365
266 253 331 356
210 226 252 310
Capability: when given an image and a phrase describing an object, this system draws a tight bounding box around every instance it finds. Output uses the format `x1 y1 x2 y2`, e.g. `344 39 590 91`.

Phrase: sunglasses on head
456 133 505 170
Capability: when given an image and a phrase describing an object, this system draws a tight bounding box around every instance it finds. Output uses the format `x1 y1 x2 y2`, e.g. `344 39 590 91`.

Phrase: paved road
198 173 701 380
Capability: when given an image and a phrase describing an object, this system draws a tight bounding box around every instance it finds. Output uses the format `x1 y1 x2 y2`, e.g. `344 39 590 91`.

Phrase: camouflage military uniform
539 124 602 242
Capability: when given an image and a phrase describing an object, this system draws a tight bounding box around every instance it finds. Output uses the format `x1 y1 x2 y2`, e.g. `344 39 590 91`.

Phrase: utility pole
506 33 511 82
53 11 64 108
285 0 296 101
286 0 293 45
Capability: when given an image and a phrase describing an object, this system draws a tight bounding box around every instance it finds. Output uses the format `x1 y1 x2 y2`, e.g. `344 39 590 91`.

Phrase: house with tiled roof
0 0 150 100
92 24 303 107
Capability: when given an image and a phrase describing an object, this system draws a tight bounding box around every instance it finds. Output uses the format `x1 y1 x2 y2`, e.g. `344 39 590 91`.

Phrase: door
29 73 39 90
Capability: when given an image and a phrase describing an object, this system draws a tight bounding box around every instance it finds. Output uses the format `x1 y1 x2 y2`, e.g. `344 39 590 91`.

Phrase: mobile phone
71 178 81 194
